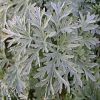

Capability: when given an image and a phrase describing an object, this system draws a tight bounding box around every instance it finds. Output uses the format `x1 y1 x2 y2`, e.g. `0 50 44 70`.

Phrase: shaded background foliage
0 0 100 100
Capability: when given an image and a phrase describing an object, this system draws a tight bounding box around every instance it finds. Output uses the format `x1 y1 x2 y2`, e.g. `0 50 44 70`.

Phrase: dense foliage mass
0 0 100 100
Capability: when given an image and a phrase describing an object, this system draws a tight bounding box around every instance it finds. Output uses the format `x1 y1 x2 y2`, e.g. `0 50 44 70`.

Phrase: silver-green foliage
0 0 99 99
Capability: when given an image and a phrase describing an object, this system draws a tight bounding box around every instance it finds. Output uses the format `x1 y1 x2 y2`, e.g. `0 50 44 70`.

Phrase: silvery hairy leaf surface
0 0 99 99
